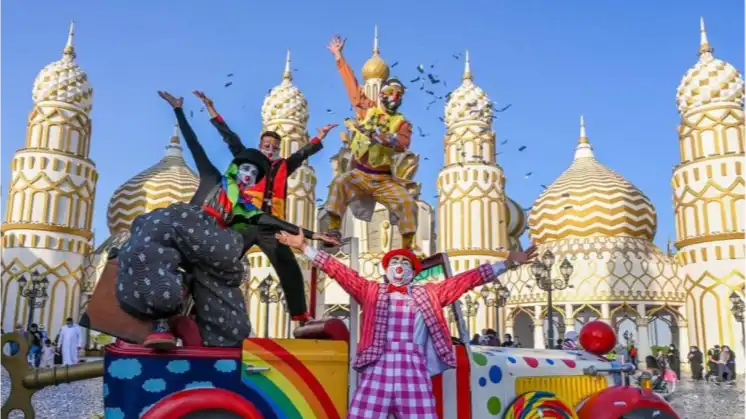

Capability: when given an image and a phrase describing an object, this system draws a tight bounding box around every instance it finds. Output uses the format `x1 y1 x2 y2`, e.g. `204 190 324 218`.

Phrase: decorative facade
673 19 745 362
1 23 97 337
500 118 685 358
242 50 317 338
80 122 199 317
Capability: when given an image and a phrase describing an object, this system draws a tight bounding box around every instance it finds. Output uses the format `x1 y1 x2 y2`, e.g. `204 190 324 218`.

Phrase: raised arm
429 248 537 307
159 91 220 180
194 91 247 157
327 36 374 118
285 124 337 175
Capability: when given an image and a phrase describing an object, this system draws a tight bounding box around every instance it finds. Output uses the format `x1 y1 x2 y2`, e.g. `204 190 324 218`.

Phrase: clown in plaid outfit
324 35 419 249
277 229 537 418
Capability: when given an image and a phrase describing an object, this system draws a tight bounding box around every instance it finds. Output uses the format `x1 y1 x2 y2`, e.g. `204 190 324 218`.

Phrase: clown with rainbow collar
276 228 537 418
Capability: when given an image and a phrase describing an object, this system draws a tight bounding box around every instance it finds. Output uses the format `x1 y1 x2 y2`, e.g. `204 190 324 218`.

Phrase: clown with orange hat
276 229 537 418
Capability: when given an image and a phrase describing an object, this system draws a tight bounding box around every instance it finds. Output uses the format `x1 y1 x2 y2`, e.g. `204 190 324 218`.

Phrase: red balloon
578 321 616 355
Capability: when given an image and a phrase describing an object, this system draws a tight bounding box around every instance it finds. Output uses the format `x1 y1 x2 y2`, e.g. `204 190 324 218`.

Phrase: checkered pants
326 169 418 235
348 294 437 418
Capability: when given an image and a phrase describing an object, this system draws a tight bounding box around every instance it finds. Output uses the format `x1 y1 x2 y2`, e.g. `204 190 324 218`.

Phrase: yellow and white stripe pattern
528 117 657 245
106 127 199 233
676 18 744 114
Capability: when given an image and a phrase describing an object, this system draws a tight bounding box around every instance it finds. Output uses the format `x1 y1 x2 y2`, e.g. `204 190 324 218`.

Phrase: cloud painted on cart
108 358 142 380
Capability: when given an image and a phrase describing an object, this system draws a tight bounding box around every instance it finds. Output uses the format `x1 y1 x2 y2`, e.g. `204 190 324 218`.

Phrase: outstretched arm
285 124 338 175
194 91 247 157
431 248 537 307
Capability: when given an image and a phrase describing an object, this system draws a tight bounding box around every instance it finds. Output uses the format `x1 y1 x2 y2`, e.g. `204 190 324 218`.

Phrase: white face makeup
386 255 414 286
237 163 259 186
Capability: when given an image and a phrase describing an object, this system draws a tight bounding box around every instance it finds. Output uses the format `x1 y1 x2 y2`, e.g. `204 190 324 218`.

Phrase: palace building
1 20 742 367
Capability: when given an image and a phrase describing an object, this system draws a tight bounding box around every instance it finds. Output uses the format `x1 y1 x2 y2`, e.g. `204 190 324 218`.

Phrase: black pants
242 223 307 318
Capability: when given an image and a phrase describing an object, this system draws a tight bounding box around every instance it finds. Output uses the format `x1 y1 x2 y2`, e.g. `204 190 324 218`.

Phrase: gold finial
283 49 292 80
463 49 472 81
579 115 588 144
574 115 594 160
373 25 380 55
63 20 76 59
170 121 180 145
699 17 714 56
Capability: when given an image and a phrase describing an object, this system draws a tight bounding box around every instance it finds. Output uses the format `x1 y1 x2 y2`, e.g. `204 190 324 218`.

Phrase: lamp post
729 291 745 352
462 294 480 335
17 271 50 330
530 250 573 348
480 283 510 337
258 276 281 338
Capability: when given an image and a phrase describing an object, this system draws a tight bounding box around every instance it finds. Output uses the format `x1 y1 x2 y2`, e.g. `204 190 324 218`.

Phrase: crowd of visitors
2 318 85 368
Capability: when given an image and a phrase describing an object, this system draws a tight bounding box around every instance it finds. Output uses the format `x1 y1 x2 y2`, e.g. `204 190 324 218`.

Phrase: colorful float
1 252 679 419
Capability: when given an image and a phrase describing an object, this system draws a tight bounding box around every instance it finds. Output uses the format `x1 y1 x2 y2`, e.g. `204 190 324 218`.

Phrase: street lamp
480 283 510 337
729 291 745 351
17 271 50 330
258 276 281 338
462 294 480 335
530 251 573 347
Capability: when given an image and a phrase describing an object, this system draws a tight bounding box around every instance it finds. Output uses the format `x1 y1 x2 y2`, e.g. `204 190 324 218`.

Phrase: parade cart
1 248 679 419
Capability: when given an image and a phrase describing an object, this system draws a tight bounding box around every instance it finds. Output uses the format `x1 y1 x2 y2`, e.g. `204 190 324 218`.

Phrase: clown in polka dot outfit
114 91 339 350
276 228 537 418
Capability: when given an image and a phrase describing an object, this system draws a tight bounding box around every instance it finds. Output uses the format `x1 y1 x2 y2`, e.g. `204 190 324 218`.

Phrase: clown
324 35 419 249
276 229 537 418
191 90 337 323
114 91 338 350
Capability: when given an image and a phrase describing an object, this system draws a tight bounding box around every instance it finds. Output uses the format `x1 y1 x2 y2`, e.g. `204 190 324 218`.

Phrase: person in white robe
57 317 83 365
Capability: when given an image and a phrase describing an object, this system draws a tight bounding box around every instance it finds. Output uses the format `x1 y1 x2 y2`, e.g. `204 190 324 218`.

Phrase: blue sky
2 1 743 250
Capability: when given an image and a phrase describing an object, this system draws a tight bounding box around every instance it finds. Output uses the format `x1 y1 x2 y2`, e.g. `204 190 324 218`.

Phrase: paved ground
667 378 745 419
1 366 744 418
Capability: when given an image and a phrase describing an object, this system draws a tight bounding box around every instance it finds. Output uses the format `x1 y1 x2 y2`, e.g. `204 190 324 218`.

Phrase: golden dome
32 21 93 113
676 18 744 114
361 25 390 81
528 117 657 244
261 49 309 124
444 51 493 125
106 123 199 234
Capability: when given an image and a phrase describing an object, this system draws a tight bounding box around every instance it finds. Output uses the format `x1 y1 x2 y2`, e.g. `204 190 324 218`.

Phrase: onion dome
528 116 657 244
362 25 390 81
444 50 492 125
504 195 528 238
106 123 199 234
676 18 744 114
32 21 93 113
261 49 309 124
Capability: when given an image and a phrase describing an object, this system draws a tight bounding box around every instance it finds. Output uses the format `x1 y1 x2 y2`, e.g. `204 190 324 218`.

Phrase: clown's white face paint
386 255 414 286
237 163 259 187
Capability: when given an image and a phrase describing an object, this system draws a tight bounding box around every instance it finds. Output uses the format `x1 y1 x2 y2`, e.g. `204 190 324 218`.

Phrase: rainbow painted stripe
241 339 344 419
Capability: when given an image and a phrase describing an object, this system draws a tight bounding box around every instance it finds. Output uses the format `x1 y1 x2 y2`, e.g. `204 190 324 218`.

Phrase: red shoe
143 332 177 351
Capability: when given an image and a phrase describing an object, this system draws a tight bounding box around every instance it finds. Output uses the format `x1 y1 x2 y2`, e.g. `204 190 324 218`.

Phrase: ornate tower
437 51 509 273
1 22 97 336
247 50 316 337
673 18 745 360
361 25 389 105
